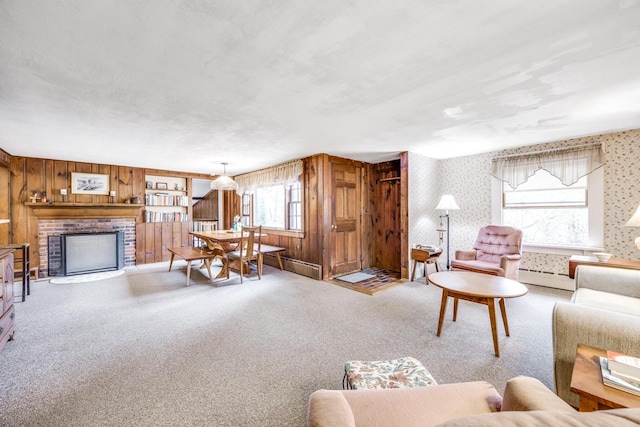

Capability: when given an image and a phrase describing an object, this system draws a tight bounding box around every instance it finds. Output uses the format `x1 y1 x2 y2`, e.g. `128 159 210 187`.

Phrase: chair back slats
241 225 261 259
229 225 262 283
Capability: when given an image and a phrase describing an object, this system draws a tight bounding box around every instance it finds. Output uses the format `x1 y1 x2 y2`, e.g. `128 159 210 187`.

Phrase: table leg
168 253 175 272
453 298 459 321
436 290 449 337
578 396 599 412
203 258 213 280
212 255 228 279
499 298 510 336
487 298 500 357
185 260 192 287
411 260 417 281
423 261 431 281
275 253 284 270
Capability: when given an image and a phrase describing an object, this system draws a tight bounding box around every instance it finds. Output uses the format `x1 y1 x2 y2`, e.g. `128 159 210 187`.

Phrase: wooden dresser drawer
0 303 15 350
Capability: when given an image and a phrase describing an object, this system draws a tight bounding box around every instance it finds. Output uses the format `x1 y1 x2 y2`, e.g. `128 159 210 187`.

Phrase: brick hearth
37 218 136 277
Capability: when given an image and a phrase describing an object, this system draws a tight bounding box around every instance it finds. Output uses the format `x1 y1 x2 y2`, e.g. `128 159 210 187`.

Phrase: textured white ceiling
1 1 640 176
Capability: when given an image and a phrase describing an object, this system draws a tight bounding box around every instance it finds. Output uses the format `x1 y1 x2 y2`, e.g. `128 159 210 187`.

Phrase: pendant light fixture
210 162 238 191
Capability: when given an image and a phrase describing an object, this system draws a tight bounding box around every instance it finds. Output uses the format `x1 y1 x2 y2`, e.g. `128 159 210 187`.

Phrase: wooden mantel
26 202 143 219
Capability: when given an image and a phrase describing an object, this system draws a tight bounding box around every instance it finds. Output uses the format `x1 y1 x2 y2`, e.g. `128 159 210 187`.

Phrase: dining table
189 229 268 279
190 229 266 252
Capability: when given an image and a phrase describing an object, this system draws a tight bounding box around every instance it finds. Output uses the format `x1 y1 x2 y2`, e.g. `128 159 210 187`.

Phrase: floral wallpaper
408 128 640 281
407 152 439 250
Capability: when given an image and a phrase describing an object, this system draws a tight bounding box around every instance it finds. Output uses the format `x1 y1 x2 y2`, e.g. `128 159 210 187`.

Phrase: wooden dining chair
227 225 262 283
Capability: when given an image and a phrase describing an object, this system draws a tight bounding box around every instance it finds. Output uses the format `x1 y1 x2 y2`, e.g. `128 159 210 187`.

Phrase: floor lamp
625 203 640 250
436 194 460 270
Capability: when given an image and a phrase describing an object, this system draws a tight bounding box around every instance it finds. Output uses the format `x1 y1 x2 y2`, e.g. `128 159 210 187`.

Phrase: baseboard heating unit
263 254 322 280
518 269 575 291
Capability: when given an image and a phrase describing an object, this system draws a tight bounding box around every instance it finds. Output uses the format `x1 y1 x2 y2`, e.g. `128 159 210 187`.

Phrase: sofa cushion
501 376 574 412
473 225 523 263
307 390 355 427
340 381 501 427
573 288 640 318
343 356 437 389
436 408 640 426
450 260 503 275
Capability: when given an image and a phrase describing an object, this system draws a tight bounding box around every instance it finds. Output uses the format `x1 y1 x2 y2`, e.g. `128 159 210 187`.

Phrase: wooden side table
569 255 640 279
410 248 441 281
570 344 640 411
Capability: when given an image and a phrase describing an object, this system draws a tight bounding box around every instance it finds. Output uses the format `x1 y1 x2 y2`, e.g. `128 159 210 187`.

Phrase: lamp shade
625 205 640 227
435 194 460 212
210 175 238 191
210 163 238 191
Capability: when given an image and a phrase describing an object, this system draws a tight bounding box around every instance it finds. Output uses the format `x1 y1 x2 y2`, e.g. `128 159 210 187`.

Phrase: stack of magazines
599 350 640 396
415 245 442 253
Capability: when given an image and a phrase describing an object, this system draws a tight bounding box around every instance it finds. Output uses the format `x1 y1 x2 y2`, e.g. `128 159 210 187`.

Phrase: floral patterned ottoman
343 356 438 390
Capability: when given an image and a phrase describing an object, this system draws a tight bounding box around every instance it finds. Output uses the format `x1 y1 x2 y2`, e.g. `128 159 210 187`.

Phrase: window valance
490 143 604 188
235 160 303 195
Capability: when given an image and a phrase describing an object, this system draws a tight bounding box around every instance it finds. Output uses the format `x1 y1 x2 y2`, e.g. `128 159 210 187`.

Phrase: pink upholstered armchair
451 225 523 280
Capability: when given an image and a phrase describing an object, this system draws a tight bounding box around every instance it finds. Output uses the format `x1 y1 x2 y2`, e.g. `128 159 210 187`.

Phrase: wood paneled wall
192 190 218 220
7 157 215 272
9 157 149 265
2 151 408 278
0 150 10 245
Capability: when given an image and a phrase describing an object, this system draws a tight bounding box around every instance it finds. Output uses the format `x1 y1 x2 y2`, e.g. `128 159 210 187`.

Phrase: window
496 168 603 249
252 181 302 231
240 193 251 226
288 182 302 230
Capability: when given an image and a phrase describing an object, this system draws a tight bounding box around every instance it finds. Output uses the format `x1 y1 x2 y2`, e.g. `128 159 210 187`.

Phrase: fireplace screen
48 232 125 276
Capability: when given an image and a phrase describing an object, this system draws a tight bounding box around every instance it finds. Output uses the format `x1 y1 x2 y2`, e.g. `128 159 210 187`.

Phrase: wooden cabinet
0 249 16 351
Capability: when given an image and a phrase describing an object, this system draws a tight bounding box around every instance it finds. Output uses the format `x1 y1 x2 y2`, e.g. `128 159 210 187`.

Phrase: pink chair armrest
455 250 477 261
500 255 523 281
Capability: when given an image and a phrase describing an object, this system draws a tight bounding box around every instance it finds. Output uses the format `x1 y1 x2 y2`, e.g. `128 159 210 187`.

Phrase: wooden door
372 161 401 271
330 162 361 277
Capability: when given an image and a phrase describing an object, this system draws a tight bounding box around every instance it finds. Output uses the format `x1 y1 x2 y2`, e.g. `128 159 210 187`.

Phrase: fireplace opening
48 232 125 276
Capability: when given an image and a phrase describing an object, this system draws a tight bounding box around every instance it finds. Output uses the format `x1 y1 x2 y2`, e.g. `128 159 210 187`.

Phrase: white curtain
490 143 604 188
235 160 303 195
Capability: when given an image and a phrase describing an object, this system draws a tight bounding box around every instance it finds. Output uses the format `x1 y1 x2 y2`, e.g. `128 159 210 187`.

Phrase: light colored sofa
553 264 640 408
307 375 640 426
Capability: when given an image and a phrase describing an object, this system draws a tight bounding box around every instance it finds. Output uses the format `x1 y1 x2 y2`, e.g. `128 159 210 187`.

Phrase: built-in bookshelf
144 175 190 223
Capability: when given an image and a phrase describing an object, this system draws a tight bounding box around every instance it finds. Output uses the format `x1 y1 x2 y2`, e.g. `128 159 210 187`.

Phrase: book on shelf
144 210 189 223
145 194 189 207
599 357 640 397
607 350 640 382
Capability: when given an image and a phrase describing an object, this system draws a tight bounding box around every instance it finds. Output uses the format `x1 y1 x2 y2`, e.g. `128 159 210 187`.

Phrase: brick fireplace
37 218 136 277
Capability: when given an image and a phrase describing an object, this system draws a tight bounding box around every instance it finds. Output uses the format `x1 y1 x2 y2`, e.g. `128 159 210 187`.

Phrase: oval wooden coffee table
428 271 528 357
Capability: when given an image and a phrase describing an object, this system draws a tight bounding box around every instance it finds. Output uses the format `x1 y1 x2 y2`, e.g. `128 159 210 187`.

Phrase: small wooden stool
411 248 442 281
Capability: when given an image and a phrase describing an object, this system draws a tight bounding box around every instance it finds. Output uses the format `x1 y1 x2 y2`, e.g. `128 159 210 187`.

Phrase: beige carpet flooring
0 262 572 426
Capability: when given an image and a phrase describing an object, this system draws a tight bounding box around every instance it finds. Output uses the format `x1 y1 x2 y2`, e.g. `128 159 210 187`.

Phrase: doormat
50 270 125 284
336 272 376 283
327 267 406 295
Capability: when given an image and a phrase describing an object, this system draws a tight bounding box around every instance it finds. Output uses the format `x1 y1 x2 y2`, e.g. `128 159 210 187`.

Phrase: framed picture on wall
71 172 110 195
